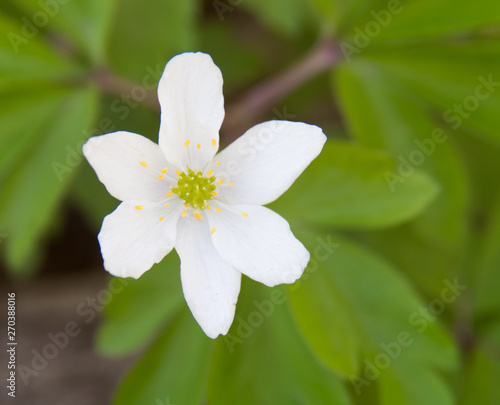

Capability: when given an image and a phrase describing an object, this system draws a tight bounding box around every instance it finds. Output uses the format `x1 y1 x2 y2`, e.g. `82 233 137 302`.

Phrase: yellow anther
216 161 220 165
217 179 225 185
184 204 189 208
196 143 201 149
212 192 218 196
164 203 169 208
228 182 233 186
135 205 143 210
166 192 173 197
212 139 217 146
211 227 216 235
241 212 249 217
159 216 165 221
184 140 190 147
140 161 148 167
158 175 164 180
181 210 187 217
194 212 203 220
206 204 211 210
215 208 221 213
160 168 168 173
207 170 213 176
176 170 180 176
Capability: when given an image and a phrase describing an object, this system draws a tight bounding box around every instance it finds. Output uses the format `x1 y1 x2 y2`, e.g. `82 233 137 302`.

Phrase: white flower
82 52 326 338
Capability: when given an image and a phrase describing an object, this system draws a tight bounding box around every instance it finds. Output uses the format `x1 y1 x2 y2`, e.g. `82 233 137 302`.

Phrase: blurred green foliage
1 0 500 404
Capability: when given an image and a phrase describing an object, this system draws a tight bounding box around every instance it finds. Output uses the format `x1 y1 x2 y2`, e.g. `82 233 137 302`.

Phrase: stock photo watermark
7 0 72 53
340 0 409 62
349 278 467 394
385 74 500 191
6 293 17 398
223 235 340 352
212 0 243 21
155 397 176 405
17 278 128 386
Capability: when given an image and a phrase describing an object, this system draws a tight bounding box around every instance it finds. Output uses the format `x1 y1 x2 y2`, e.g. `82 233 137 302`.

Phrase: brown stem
94 39 341 144
221 38 341 145
93 68 160 111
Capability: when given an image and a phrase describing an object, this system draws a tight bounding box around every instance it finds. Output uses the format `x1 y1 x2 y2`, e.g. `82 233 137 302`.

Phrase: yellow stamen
212 192 218 196
215 208 221 213
241 212 249 217
135 205 143 210
216 161 220 165
159 216 165 221
196 143 201 149
206 204 211 211
140 161 148 167
211 227 216 235
160 168 168 173
164 203 169 208
181 210 187 217
194 212 203 220
166 192 173 197
212 139 217 146
184 204 189 208
176 170 180 176
217 179 225 185
228 182 233 186
207 170 214 176
158 175 164 180
184 140 190 147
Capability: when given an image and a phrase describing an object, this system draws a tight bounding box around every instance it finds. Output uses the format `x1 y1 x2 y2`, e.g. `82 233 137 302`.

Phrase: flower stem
93 68 161 111
94 39 341 143
221 39 341 145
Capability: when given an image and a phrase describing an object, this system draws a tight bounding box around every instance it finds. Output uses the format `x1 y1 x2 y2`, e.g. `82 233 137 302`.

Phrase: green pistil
171 169 217 209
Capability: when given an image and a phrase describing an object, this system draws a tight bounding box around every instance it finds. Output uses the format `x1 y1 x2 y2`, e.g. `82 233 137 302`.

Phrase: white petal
215 121 326 205
158 52 224 170
208 204 310 287
98 202 182 278
176 217 241 339
83 131 173 202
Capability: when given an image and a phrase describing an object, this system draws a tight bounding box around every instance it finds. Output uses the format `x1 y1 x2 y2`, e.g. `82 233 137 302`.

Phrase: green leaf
474 196 500 318
96 252 185 356
454 128 500 215
113 308 213 405
0 11 80 91
287 231 360 376
324 0 386 36
310 0 335 20
294 231 458 404
460 346 500 405
241 0 317 37
335 60 468 248
380 364 454 405
56 0 119 63
363 40 500 146
0 87 70 176
10 0 119 63
370 0 500 41
106 0 198 82
208 281 351 405
0 85 98 275
271 141 438 230
363 225 462 299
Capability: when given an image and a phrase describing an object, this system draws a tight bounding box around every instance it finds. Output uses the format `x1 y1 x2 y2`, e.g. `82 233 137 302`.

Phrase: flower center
171 169 217 210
